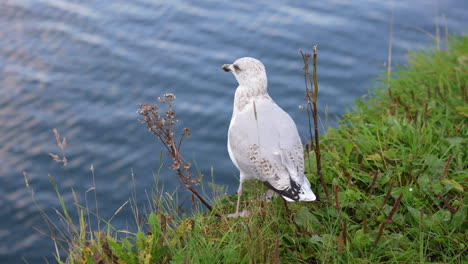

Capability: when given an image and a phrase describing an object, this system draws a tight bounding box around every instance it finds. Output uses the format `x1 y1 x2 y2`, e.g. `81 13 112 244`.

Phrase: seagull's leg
235 181 243 216
228 178 249 218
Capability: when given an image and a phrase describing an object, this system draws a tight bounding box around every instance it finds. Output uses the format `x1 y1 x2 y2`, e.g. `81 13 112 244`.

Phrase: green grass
36 36 467 264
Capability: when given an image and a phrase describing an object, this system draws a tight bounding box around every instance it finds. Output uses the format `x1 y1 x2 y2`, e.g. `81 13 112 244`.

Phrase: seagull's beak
221 64 231 72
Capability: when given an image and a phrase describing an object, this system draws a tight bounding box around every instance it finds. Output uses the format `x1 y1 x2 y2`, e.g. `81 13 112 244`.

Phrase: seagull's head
222 57 267 92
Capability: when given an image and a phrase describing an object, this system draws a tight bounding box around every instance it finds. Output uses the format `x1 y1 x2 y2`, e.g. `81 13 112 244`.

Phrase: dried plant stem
302 70 315 151
337 230 344 255
312 46 330 202
177 169 212 211
300 46 330 203
374 193 403 246
311 120 327 197
441 154 453 180
436 193 457 214
91 165 100 232
368 171 379 197
378 180 394 215
273 238 280 264
333 184 340 211
168 133 213 211
139 94 213 212
435 0 440 50
335 184 345 255
387 6 394 83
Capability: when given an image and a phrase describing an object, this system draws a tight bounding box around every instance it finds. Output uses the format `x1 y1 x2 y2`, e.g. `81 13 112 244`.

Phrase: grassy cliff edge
50 36 467 263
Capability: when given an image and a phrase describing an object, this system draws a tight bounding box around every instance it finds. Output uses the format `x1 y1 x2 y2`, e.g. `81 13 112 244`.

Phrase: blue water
0 0 466 262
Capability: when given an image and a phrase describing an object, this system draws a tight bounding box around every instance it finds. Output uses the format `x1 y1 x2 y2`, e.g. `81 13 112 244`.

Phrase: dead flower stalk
49 128 68 166
138 93 213 211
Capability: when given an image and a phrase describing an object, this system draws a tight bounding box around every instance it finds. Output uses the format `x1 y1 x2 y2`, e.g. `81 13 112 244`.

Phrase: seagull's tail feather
264 177 316 202
281 185 316 202
298 184 316 201
298 177 316 201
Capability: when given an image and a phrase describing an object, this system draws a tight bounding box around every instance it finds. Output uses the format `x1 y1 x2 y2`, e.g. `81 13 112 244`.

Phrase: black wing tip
263 179 301 202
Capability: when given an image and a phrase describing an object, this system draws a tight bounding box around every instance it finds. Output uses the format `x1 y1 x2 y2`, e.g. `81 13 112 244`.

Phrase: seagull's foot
227 210 250 218
257 189 275 203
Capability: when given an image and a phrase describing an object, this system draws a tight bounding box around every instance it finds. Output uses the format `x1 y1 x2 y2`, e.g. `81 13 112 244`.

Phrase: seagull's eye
233 64 241 71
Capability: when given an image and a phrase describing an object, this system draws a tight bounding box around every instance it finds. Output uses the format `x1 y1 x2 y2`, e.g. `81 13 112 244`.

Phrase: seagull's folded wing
228 98 307 201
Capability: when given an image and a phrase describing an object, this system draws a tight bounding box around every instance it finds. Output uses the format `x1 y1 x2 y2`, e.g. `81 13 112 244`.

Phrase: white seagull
222 57 316 217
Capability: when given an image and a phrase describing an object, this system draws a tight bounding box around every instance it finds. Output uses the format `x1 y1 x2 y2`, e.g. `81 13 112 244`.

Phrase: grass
28 36 467 263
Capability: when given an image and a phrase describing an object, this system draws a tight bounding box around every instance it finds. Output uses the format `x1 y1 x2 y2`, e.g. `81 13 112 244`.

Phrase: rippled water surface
0 0 466 262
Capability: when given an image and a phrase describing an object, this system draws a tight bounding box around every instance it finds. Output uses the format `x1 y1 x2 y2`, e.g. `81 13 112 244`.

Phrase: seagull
222 57 316 217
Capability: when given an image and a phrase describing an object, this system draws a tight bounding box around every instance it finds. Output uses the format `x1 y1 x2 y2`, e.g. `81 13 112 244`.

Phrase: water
0 0 466 262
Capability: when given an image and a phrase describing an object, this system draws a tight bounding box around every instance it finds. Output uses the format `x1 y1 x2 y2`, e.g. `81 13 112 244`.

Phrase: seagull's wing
228 97 308 201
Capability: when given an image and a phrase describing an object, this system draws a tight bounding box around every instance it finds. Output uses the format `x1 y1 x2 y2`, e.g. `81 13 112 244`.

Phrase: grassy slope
61 37 467 264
